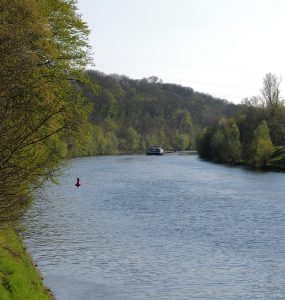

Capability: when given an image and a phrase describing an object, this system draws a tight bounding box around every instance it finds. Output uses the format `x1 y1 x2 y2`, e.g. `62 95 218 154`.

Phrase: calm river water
21 154 285 300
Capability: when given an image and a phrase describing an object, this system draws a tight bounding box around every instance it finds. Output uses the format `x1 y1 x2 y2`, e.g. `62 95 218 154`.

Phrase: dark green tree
210 118 241 163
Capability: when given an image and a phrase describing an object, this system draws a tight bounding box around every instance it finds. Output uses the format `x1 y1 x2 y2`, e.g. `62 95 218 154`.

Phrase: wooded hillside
73 70 239 155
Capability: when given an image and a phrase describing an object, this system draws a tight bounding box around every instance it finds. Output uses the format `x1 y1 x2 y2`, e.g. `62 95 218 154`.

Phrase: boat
146 145 164 155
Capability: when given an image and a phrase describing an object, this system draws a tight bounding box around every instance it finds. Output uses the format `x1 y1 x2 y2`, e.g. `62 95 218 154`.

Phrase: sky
76 0 285 104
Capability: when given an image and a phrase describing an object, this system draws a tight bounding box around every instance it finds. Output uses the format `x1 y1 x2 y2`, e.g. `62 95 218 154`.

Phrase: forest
69 70 239 156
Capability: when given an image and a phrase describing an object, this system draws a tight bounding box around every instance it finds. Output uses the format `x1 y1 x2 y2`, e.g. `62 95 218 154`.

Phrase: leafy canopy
0 0 94 222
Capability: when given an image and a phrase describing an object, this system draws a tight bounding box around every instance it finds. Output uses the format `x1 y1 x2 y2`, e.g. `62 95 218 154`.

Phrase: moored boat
146 145 164 155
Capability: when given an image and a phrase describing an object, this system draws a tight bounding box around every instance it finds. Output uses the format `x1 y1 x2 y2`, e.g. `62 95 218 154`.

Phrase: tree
175 132 190 150
250 120 274 167
124 127 141 153
259 73 285 145
0 0 93 222
260 73 282 111
210 118 241 163
173 109 193 133
197 128 212 158
239 74 285 147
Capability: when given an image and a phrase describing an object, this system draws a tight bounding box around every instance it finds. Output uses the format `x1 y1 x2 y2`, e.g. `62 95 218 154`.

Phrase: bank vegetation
197 73 285 169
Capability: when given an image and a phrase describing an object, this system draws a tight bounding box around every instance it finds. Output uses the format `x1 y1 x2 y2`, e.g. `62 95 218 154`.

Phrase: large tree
260 73 285 145
0 0 93 222
210 118 241 163
260 73 282 111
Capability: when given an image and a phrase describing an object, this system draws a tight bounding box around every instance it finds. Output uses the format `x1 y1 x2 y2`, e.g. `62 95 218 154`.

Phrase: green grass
0 226 53 300
268 146 285 169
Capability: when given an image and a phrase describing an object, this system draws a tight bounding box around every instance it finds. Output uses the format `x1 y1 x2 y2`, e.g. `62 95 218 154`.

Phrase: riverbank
198 146 285 171
0 226 53 300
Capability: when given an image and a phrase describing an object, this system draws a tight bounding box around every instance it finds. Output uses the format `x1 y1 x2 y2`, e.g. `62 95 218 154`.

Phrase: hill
72 70 240 155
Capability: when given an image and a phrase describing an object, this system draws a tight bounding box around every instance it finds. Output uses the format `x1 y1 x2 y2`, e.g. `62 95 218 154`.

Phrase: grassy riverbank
0 227 53 300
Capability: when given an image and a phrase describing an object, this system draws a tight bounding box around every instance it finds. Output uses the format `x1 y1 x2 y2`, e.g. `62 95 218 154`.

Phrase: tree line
197 73 285 168
72 70 239 156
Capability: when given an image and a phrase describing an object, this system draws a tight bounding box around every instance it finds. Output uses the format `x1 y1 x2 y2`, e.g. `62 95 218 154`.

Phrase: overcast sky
76 0 285 104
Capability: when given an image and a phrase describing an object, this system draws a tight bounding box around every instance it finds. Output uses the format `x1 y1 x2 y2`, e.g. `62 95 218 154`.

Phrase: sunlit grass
0 227 53 300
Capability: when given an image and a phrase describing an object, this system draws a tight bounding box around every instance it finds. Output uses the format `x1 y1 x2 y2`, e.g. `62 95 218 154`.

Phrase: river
21 153 285 299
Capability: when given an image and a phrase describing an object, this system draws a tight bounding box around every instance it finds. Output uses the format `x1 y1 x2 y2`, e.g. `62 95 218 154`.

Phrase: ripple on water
21 154 285 300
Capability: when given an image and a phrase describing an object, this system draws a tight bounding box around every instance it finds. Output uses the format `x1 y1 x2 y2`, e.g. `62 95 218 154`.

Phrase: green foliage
173 109 193 133
259 73 285 146
236 104 265 160
197 118 241 163
250 120 274 167
0 227 52 299
266 108 285 146
79 71 238 155
198 73 285 168
0 0 94 222
268 146 285 169
123 128 141 153
197 128 212 158
175 132 190 150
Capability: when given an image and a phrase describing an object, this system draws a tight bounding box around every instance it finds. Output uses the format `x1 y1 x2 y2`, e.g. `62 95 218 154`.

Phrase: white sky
76 0 285 104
